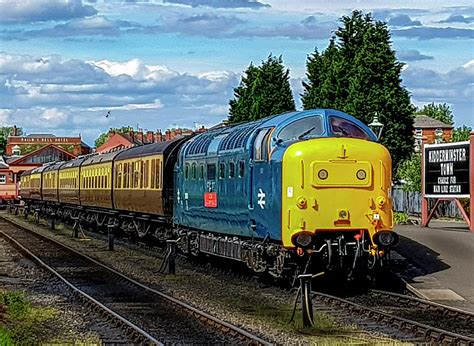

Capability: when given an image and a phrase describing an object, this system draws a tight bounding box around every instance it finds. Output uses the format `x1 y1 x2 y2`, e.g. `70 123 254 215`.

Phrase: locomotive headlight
293 232 312 247
373 231 399 247
356 169 367 180
318 169 328 180
338 210 348 219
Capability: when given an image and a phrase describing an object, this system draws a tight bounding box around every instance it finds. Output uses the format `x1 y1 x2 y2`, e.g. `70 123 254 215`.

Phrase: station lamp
369 113 384 140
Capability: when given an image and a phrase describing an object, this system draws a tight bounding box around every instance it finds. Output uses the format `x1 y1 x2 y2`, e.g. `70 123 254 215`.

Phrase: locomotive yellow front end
282 137 396 272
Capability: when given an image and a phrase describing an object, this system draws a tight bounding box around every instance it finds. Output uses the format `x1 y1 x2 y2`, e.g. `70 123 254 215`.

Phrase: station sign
423 141 470 198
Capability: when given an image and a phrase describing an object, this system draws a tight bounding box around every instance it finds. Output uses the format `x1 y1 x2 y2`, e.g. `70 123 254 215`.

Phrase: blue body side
173 109 376 242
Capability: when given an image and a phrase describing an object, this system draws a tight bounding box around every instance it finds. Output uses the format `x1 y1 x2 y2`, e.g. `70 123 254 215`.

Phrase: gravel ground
0 234 134 344
3 212 401 344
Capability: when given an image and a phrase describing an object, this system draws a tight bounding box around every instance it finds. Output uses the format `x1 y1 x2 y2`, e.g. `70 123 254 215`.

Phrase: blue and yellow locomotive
20 109 397 279
174 109 396 277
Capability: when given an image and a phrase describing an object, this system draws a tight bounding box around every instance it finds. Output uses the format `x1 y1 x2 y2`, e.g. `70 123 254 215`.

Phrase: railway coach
20 109 397 279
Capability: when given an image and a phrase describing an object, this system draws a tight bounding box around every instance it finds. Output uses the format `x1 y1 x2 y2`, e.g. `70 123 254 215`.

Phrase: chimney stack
136 129 144 143
146 131 154 143
155 130 163 142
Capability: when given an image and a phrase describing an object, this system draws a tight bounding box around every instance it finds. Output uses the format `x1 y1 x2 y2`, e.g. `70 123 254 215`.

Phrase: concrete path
394 220 474 312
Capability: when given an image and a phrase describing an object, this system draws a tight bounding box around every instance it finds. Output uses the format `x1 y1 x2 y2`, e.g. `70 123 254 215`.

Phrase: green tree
302 11 414 170
229 55 295 124
0 133 6 154
396 153 421 193
95 126 131 148
0 126 23 154
415 102 454 125
451 125 471 142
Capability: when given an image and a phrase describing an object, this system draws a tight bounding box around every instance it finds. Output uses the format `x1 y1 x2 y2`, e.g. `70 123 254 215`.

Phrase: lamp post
369 113 384 140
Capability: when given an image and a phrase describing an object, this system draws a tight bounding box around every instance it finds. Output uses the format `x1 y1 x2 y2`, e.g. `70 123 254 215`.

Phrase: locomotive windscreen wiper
298 127 316 139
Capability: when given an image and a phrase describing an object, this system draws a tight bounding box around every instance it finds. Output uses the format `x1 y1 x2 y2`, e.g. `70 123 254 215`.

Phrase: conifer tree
302 11 414 169
229 55 295 124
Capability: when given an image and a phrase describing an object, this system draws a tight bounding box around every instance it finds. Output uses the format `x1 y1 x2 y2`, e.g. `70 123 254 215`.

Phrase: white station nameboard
423 141 470 198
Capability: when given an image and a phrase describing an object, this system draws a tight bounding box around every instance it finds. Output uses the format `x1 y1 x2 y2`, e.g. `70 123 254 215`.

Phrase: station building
0 128 90 202
413 115 453 150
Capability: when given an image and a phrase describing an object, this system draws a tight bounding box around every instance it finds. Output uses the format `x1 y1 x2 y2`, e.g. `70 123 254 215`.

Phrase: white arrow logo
257 188 266 209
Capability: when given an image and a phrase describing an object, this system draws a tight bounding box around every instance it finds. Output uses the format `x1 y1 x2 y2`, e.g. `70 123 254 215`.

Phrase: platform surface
394 220 474 312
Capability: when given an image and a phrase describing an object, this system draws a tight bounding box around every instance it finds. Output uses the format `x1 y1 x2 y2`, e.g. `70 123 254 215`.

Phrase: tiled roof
414 115 453 129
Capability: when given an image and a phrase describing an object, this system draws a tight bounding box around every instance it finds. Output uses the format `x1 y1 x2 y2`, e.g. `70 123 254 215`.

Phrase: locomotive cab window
207 163 216 181
330 116 370 140
254 128 273 162
278 116 323 142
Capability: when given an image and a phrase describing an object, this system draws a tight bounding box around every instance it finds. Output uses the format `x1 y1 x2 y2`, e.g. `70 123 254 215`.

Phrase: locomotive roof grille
218 122 260 152
185 133 214 156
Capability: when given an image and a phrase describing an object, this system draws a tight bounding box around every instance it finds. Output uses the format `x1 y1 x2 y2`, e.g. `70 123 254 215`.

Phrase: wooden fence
392 184 465 218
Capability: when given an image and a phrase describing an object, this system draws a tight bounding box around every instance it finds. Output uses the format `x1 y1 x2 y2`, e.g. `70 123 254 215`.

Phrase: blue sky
0 0 473 146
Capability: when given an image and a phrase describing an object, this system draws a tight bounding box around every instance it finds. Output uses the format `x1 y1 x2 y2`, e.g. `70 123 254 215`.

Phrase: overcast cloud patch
397 49 434 61
0 0 97 24
393 26 474 39
163 0 270 9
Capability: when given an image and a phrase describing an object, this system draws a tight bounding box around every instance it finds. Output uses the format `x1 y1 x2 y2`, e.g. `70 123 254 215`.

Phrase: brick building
6 126 90 157
413 115 453 150
96 127 205 154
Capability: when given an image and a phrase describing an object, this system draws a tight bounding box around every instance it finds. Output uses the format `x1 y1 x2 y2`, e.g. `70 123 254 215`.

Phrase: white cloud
0 52 238 143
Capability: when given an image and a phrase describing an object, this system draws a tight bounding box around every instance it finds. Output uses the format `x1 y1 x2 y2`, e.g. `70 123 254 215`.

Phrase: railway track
313 289 474 345
0 218 270 345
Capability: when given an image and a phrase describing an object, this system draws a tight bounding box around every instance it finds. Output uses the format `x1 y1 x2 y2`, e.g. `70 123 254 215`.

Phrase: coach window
199 164 204 180
155 159 161 189
229 161 235 178
185 164 190 180
238 160 245 178
159 160 163 189
117 163 122 188
207 163 216 181
219 162 225 179
191 163 197 180
151 159 156 188
254 128 273 161
143 161 148 188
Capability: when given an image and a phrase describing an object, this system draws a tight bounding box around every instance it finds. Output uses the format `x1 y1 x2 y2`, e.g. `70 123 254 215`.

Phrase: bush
394 212 409 225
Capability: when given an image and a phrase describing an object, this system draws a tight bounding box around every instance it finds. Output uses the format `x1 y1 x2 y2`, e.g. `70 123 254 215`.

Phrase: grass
0 290 57 344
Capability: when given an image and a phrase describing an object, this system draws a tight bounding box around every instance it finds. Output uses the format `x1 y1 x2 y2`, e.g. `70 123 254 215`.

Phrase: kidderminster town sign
421 136 473 232
424 142 470 198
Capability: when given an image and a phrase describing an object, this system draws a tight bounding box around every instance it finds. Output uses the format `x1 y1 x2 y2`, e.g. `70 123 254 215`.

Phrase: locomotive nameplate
423 141 470 198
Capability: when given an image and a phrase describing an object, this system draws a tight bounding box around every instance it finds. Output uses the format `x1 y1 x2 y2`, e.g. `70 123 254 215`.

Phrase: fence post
421 136 430 227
